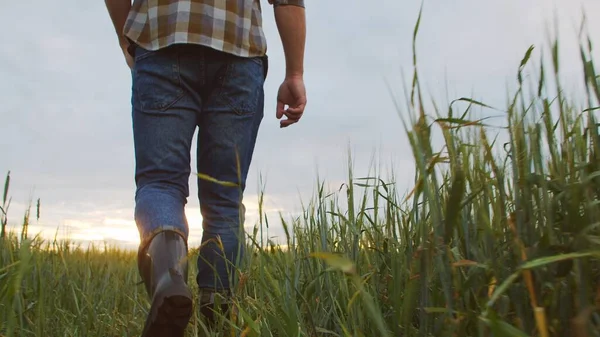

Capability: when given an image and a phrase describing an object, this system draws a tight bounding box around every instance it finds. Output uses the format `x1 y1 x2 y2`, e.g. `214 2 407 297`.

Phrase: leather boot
137 231 193 337
198 288 233 328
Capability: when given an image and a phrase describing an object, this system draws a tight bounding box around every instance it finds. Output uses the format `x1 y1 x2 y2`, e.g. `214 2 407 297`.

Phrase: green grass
2 13 600 337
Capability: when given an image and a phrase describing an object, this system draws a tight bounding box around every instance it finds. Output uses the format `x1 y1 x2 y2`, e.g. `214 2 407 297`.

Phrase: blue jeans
130 43 266 291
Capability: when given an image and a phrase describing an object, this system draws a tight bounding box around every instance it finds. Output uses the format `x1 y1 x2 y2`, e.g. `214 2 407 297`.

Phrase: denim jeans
130 43 267 291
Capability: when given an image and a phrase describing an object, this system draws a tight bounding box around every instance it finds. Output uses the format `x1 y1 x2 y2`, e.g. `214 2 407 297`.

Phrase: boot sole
141 272 193 337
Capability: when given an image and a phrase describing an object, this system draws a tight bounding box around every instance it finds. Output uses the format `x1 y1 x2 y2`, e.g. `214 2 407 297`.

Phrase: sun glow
12 196 288 250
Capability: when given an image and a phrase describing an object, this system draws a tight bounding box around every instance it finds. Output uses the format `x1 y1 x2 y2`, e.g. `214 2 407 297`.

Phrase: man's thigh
132 45 199 200
196 52 267 225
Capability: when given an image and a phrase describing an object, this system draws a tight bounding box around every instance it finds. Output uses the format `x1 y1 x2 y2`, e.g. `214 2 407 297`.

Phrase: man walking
104 0 307 336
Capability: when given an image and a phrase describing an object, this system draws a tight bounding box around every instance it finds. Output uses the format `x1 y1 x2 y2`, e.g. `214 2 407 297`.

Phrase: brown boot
138 231 193 337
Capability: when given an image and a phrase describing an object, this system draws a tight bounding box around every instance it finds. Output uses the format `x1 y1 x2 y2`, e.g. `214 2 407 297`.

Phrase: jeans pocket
216 56 265 115
133 46 184 113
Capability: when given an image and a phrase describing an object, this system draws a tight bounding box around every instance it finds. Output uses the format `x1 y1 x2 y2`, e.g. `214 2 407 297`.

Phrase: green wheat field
2 13 600 337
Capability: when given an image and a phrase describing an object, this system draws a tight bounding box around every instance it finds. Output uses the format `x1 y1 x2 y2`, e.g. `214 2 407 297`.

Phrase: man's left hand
276 76 307 128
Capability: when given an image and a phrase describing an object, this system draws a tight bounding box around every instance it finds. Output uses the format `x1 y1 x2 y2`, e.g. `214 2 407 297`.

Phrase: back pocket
133 46 184 113
216 56 265 115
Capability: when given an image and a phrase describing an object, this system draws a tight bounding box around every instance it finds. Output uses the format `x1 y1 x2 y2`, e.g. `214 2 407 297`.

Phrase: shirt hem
125 34 267 58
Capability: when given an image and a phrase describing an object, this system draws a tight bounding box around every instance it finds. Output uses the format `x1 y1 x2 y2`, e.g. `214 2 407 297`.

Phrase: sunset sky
2 0 598 250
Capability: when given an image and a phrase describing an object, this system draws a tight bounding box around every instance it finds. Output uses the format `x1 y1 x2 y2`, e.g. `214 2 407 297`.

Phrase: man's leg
131 44 199 337
195 49 266 320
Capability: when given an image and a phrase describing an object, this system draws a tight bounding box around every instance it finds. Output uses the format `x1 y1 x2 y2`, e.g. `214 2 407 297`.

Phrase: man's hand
120 40 134 69
276 76 307 128
105 0 133 69
272 3 306 128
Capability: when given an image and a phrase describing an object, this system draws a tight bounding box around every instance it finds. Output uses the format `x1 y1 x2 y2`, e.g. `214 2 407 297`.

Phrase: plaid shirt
124 0 305 58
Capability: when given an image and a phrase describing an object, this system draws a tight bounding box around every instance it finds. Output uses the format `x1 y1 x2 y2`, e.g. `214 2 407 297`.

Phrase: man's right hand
276 76 307 128
120 39 134 70
105 0 133 69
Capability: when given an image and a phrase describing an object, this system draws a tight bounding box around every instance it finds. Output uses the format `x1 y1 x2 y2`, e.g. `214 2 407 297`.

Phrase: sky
1 0 599 250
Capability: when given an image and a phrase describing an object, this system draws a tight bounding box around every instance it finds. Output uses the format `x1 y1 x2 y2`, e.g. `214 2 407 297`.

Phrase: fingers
280 110 301 127
279 113 300 128
278 103 306 128
123 50 134 70
280 118 298 128
286 103 305 115
276 101 285 119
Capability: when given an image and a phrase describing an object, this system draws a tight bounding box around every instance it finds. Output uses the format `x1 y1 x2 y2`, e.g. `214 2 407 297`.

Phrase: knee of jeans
136 163 191 195
136 181 189 203
201 215 244 236
201 204 246 235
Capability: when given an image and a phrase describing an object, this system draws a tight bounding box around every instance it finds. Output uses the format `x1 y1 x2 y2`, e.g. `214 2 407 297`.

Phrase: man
104 0 307 336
